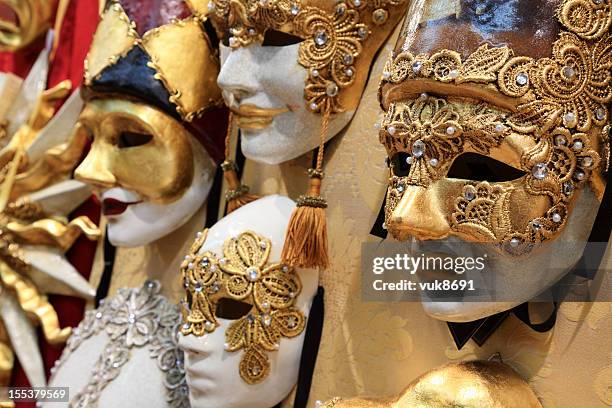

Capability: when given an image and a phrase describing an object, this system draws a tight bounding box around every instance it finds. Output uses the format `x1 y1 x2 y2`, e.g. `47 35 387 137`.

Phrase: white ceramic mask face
416 187 600 322
218 44 353 165
178 195 319 408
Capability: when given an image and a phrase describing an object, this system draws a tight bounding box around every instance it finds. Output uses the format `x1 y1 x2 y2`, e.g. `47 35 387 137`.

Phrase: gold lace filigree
381 30 611 133
210 0 407 113
381 94 602 251
378 0 610 252
181 230 305 384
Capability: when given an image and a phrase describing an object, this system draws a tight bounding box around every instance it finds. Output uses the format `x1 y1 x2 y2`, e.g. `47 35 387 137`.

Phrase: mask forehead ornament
378 0 611 253
210 0 408 114
181 230 306 384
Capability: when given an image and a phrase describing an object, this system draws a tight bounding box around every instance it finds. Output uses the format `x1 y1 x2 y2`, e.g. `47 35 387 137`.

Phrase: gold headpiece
0 0 53 51
377 0 610 251
84 0 222 122
181 230 306 384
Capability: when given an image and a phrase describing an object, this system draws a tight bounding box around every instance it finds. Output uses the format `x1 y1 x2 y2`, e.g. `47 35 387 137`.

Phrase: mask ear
292 286 324 408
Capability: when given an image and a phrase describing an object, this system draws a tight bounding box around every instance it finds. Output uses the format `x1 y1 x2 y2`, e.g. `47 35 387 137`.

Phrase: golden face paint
231 104 290 131
0 0 54 51
74 99 195 204
378 0 610 253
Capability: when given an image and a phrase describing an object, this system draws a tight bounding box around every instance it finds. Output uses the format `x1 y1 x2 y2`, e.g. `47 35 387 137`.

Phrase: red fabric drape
7 2 101 407
0 35 46 78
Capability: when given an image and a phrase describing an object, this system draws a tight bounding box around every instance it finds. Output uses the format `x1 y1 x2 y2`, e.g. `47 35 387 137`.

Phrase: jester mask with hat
74 0 228 247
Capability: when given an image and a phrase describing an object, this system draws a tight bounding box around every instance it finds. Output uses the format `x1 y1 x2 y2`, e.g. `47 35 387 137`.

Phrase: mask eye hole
390 152 412 177
448 152 526 182
118 132 153 148
262 29 303 46
215 298 252 320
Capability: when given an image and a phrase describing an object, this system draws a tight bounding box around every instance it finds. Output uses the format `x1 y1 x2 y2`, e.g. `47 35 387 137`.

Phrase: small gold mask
74 99 195 204
181 230 306 384
0 0 53 51
320 361 543 408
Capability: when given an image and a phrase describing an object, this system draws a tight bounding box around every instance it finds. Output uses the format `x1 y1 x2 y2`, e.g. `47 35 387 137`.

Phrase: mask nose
74 125 117 190
178 332 212 358
217 46 258 105
387 183 451 241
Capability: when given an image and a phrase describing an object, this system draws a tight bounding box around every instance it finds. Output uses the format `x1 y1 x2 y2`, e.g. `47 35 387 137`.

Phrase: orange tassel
222 160 260 213
281 175 329 269
281 111 331 270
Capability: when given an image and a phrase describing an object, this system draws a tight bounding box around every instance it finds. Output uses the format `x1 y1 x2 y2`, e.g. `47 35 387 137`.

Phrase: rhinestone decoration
326 81 339 97
314 30 328 46
564 111 576 125
412 139 425 157
562 65 576 79
247 266 260 282
531 163 548 180
372 8 388 25
412 60 423 73
555 134 567 146
515 72 528 85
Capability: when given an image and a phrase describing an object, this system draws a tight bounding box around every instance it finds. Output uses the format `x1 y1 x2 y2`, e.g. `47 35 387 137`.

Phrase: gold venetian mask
74 99 195 204
0 0 54 51
181 230 306 384
378 0 610 252
320 361 543 407
209 0 409 114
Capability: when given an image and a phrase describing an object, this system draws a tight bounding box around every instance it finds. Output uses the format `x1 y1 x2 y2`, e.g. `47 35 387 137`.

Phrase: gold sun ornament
0 51 100 407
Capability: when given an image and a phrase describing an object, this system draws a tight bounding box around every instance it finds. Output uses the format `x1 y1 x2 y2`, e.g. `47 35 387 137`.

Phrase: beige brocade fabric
87 24 612 408
239 24 612 408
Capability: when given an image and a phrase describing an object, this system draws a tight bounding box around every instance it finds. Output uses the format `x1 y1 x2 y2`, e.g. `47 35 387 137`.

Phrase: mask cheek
112 139 195 204
506 186 552 230
450 181 555 243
